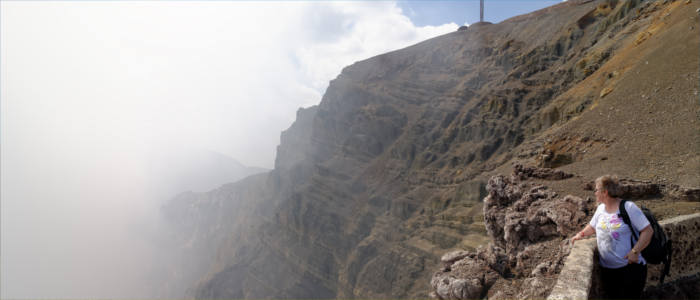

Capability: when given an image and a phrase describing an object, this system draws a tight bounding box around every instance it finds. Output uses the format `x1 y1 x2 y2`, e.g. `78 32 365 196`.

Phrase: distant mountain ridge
148 147 267 197
160 0 700 298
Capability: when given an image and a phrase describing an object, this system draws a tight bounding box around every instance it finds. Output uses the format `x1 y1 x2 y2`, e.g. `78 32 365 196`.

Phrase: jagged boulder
441 250 471 270
614 180 660 198
432 170 590 299
513 164 574 180
485 174 588 254
666 185 700 202
483 175 522 247
431 245 505 300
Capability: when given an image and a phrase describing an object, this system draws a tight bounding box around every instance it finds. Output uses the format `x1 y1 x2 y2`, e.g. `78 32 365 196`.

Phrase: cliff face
162 0 700 298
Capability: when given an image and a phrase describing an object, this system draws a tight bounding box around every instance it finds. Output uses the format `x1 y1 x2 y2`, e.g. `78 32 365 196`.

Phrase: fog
1 1 458 298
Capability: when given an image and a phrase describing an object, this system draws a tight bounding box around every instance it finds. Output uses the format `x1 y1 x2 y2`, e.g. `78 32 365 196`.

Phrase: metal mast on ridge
480 0 484 22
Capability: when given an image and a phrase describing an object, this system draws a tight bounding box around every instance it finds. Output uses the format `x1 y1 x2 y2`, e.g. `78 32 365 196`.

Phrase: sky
1 1 563 298
398 0 562 26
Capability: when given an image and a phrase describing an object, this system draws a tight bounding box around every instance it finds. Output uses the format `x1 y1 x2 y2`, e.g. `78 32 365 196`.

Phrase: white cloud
1 1 457 298
294 2 457 93
4 1 457 169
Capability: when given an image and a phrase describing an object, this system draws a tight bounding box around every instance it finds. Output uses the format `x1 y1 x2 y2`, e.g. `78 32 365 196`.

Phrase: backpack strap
660 240 672 285
618 199 639 242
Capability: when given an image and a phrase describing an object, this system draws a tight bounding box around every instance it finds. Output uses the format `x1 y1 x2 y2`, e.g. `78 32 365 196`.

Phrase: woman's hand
624 250 640 264
624 225 652 264
571 225 594 244
571 231 585 243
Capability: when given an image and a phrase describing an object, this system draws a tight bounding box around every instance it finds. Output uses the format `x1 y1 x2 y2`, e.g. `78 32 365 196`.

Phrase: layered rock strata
160 0 700 298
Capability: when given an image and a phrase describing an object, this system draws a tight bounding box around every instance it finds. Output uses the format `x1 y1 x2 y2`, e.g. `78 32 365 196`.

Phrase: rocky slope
161 0 700 298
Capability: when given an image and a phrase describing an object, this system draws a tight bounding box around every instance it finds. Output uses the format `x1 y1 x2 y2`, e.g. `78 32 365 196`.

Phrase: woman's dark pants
600 263 648 299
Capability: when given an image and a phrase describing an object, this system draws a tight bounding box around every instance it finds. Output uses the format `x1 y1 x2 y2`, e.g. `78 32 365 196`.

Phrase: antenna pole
480 0 484 22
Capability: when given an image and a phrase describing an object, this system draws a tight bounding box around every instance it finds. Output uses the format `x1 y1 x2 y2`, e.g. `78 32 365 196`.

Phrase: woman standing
571 175 653 299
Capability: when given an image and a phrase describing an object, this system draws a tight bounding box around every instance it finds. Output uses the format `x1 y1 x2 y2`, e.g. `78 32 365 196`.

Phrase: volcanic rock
158 0 700 298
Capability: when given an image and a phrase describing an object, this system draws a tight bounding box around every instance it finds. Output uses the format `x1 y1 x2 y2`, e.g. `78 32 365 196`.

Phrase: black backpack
619 199 672 284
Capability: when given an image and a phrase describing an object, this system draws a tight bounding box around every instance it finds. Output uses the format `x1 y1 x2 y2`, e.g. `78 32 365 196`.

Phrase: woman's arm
624 225 653 263
571 224 595 243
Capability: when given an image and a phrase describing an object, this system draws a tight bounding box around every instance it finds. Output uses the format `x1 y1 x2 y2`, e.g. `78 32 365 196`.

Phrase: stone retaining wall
547 213 700 299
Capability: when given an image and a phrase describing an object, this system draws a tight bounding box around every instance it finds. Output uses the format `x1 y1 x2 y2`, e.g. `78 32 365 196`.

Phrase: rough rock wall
430 167 590 299
483 171 587 255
